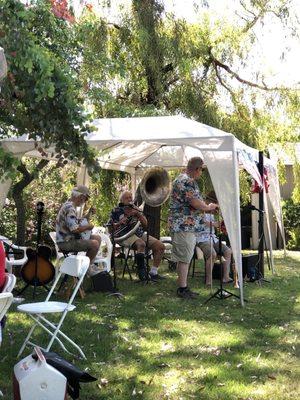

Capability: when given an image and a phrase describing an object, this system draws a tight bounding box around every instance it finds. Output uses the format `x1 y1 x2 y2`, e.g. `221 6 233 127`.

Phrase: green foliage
0 146 19 181
89 168 130 227
0 0 97 176
76 0 300 154
0 160 76 245
239 170 252 206
282 198 300 249
292 161 300 203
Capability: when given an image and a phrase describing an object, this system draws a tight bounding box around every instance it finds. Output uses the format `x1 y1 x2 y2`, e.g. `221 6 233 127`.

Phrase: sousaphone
113 167 171 243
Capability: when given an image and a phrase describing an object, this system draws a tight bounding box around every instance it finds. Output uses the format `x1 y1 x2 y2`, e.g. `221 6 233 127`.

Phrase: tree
0 0 98 243
75 0 300 235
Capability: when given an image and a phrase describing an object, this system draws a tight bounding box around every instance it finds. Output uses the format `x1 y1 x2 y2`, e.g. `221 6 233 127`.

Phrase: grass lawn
1 250 299 399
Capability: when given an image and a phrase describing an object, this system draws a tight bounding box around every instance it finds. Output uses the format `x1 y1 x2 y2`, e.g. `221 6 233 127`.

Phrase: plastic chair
17 255 90 360
0 292 13 344
1 273 16 293
0 235 27 274
49 232 65 271
94 232 113 273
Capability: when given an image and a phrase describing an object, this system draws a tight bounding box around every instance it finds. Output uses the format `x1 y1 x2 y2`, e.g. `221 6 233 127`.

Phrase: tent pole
258 151 265 276
232 139 244 306
263 190 275 274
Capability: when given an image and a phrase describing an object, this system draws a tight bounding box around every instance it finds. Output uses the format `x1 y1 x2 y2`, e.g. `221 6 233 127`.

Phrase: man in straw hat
168 157 218 299
56 185 101 275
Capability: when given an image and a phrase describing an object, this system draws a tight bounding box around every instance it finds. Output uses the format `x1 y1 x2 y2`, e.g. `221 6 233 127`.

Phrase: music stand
204 213 243 304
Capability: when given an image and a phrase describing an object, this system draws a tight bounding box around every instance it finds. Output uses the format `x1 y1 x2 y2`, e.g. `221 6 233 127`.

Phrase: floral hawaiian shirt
56 201 80 243
168 173 204 233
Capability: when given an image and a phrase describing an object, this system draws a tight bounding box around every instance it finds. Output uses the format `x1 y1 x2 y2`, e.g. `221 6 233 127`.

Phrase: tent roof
86 116 260 174
87 116 234 145
0 115 261 176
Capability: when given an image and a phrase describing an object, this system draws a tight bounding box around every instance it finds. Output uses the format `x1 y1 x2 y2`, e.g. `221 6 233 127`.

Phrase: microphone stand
134 209 151 285
204 212 243 304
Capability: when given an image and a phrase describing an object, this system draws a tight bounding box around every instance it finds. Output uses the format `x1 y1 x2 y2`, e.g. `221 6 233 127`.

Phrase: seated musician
56 185 101 275
195 191 232 286
109 191 165 282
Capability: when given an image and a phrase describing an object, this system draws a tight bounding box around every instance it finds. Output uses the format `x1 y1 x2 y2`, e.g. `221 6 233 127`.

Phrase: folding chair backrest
0 292 13 321
60 255 90 278
1 273 16 293
49 231 64 261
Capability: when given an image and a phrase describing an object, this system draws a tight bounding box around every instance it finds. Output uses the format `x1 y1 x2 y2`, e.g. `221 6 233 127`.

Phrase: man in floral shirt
169 157 218 299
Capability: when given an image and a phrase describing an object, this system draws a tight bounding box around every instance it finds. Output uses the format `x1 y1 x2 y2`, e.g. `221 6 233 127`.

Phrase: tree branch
210 53 294 91
213 63 249 120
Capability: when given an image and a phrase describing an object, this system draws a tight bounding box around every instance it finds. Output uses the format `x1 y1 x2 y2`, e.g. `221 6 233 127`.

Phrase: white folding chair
49 231 65 272
1 273 16 293
94 232 113 273
17 255 90 359
0 292 13 344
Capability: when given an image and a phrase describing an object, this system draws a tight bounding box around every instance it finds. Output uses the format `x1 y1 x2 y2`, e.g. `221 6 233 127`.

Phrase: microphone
249 205 265 213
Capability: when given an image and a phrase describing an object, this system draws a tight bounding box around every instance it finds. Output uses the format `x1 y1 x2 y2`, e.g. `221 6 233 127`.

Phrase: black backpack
91 271 114 292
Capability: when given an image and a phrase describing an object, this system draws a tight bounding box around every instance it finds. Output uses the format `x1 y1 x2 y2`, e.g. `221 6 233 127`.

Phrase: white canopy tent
0 115 285 306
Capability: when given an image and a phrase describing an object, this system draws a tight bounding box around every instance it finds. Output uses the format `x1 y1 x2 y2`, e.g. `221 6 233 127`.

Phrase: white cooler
13 348 67 400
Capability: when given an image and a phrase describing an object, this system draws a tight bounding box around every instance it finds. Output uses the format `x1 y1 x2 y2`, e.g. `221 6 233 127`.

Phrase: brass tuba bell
138 167 171 207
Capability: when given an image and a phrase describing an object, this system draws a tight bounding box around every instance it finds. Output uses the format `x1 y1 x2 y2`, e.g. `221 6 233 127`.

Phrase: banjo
79 207 94 240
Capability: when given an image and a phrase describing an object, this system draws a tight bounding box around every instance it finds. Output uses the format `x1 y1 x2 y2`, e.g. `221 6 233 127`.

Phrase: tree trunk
12 160 49 245
133 0 165 237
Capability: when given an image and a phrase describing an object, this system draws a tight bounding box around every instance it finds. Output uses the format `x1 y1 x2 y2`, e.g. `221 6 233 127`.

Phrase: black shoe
137 268 147 281
176 287 199 299
149 273 166 282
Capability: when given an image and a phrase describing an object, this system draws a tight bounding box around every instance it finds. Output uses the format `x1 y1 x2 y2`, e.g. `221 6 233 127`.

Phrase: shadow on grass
0 251 299 399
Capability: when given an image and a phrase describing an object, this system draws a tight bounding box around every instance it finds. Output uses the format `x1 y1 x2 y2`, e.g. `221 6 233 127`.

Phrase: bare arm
190 198 218 212
72 224 94 233
126 208 148 229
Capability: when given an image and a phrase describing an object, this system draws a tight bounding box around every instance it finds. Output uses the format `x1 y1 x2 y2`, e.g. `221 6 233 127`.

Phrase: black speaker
242 254 259 279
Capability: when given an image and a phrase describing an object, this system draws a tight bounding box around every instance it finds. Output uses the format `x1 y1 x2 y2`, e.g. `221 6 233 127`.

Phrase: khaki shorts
197 241 230 259
58 239 95 253
120 233 158 249
171 231 196 264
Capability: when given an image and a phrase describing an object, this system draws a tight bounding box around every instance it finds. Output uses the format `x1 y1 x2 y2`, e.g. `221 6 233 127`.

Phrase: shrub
282 199 300 250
